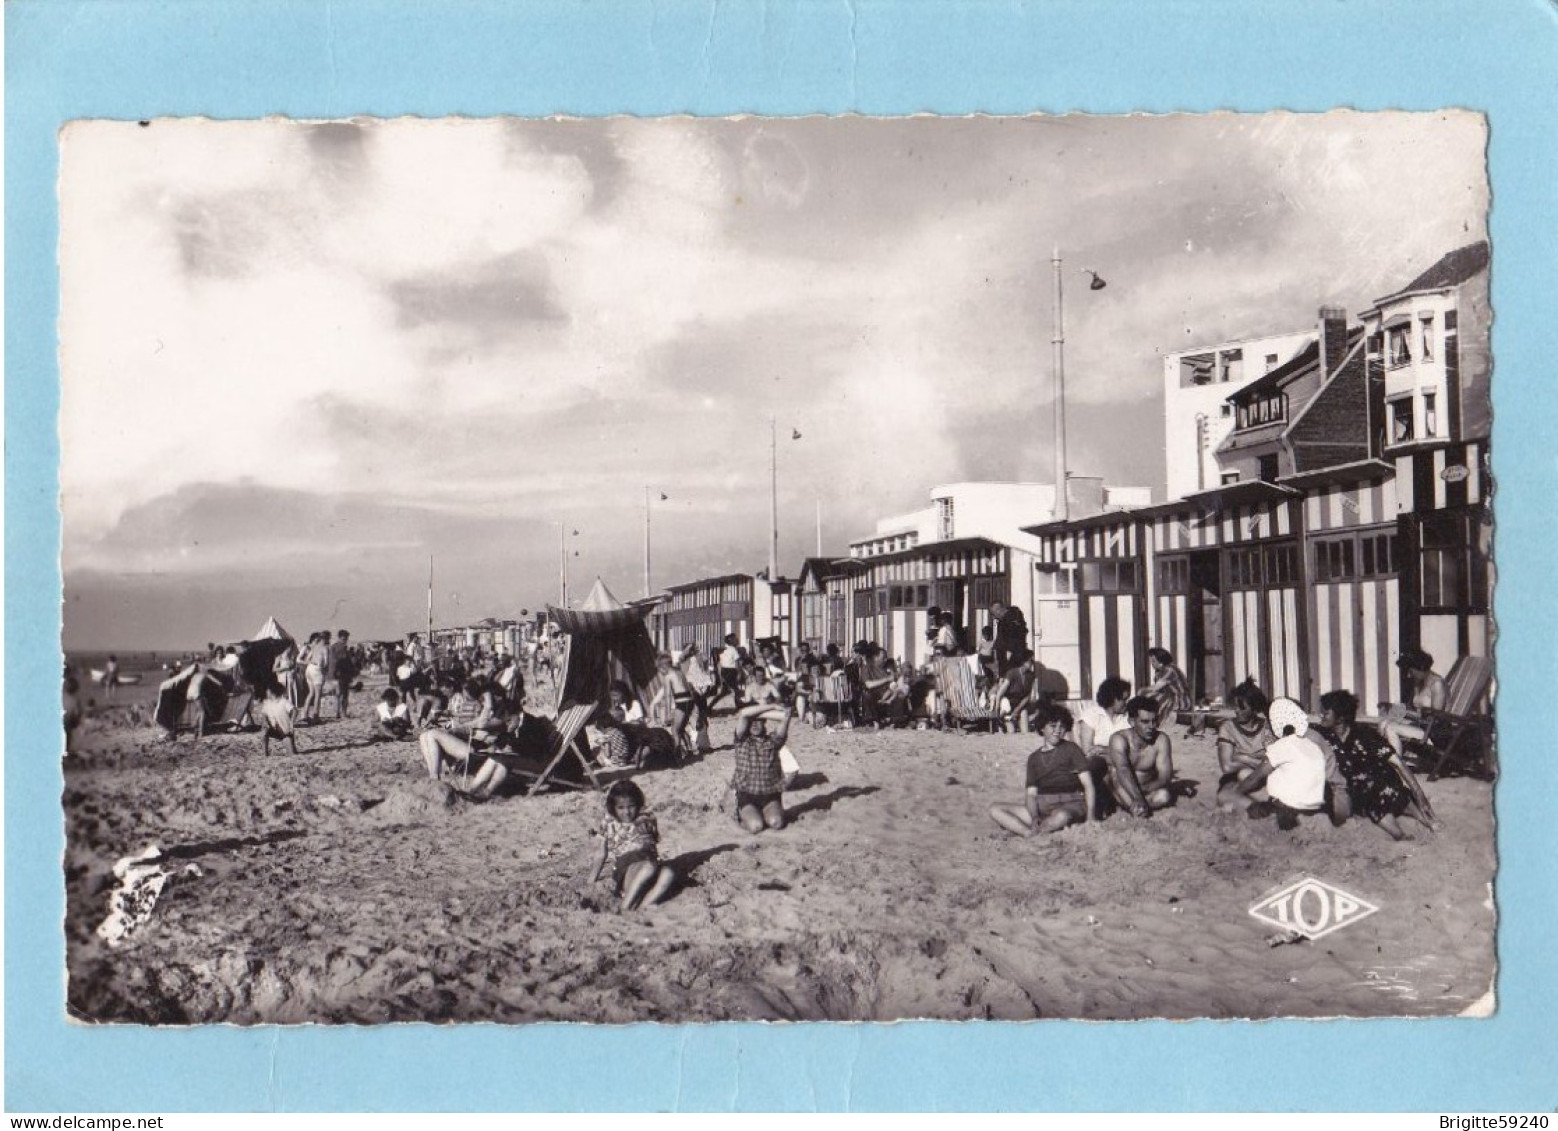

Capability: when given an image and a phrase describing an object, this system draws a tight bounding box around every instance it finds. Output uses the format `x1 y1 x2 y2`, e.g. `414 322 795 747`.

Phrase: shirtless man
1105 696 1176 817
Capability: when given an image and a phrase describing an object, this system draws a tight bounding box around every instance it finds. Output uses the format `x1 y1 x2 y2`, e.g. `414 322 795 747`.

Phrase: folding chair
930 657 1001 733
1419 655 1495 780
519 701 603 796
812 670 854 727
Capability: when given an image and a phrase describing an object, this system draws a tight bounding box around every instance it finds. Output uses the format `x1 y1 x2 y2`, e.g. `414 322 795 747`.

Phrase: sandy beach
63 676 1496 1024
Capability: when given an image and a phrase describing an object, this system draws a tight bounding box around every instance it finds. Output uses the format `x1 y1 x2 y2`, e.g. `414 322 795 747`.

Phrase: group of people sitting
989 660 1442 841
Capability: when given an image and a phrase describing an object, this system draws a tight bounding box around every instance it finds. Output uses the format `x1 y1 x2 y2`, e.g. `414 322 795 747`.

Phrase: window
1157 557 1190 594
1265 353 1279 372
1220 404 1232 418
1180 352 1216 388
1258 454 1280 483
1222 349 1244 384
1221 470 1241 485
1420 511 1489 612
1420 314 1435 362
1423 392 1438 438
1079 559 1139 593
1392 325 1413 365
1389 398 1415 442
936 497 955 540
1229 543 1301 589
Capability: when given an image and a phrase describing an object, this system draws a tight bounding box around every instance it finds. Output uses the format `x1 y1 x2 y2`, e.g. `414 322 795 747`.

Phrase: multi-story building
1026 242 1492 711
1163 328 1316 500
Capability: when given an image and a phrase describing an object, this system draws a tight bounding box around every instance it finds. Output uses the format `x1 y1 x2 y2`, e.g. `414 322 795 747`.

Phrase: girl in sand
590 780 676 912
989 702 1097 836
1236 698 1328 830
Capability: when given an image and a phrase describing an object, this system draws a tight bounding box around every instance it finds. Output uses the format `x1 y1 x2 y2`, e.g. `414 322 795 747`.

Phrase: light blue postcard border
7 0 1556 1112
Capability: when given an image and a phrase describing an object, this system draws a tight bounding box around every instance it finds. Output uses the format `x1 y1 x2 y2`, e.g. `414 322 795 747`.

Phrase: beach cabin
652 573 755 655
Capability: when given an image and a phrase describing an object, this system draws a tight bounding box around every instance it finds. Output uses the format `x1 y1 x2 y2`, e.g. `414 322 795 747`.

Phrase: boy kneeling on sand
989 702 1097 836
730 702 793 834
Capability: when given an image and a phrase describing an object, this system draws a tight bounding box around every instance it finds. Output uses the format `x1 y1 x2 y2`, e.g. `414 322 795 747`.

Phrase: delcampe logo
1249 876 1379 941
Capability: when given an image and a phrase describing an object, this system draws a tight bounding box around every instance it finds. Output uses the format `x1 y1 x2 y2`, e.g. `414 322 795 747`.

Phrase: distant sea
64 650 184 708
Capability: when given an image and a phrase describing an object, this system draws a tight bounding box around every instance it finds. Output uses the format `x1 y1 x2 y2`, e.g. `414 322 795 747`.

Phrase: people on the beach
101 655 120 699
1074 676 1131 764
1235 697 1328 830
64 668 83 756
730 702 793 834
373 687 412 742
329 630 356 719
990 600 1029 676
300 632 329 723
989 702 1097 836
1314 689 1436 840
589 780 676 912
651 651 700 759
1104 696 1176 817
258 686 299 757
1145 647 1200 735
991 650 1039 733
1214 679 1276 811
1380 648 1448 761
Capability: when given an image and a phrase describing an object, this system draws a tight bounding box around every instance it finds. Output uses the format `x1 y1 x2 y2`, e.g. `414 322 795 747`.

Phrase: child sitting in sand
373 688 412 742
989 702 1097 836
589 780 676 912
1236 698 1328 831
258 686 299 757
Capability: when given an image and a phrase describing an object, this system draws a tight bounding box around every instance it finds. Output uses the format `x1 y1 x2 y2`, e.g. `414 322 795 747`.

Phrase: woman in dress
1214 679 1276 812
1314 689 1436 840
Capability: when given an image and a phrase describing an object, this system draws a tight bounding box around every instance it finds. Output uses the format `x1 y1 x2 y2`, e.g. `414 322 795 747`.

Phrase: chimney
1319 306 1349 380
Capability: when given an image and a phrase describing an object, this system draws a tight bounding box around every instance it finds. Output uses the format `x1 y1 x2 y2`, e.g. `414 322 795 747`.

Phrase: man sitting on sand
730 702 793 834
989 702 1098 836
1104 696 1177 817
372 688 412 742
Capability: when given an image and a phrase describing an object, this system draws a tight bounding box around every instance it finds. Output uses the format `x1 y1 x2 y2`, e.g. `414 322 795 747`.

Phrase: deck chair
811 670 854 727
931 657 1001 733
521 701 602 796
1419 655 1495 780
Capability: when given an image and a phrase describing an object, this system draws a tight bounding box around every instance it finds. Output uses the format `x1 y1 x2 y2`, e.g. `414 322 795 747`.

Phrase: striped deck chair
931 657 1000 733
812 670 854 727
512 701 602 796
1420 656 1495 780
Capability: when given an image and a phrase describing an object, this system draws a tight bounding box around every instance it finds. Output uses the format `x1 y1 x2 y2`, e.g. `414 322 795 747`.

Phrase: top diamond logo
1249 876 1380 941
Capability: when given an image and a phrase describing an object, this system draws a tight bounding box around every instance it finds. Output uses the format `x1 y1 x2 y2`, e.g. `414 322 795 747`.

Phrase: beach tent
524 579 663 794
253 616 293 642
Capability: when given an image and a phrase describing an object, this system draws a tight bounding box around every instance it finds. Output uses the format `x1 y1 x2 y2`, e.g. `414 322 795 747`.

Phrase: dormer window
1236 392 1286 430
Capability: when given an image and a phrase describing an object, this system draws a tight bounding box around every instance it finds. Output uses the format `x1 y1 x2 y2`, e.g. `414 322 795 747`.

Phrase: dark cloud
385 250 566 354
503 118 626 212
304 122 371 184
169 194 272 278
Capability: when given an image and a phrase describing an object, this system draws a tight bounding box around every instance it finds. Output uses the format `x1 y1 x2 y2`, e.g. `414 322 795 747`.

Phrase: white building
848 480 1148 561
1162 329 1316 501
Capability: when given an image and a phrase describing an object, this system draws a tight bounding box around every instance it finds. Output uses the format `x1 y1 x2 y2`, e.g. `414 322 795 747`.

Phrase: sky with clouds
59 112 1488 649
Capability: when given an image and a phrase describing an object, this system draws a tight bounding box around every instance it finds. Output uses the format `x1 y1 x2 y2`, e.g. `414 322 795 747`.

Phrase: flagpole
559 523 568 608
815 497 822 556
426 554 434 644
1052 246 1069 523
769 416 779 580
644 486 652 599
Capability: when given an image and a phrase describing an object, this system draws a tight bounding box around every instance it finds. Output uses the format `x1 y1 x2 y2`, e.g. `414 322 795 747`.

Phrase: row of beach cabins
445 242 1494 726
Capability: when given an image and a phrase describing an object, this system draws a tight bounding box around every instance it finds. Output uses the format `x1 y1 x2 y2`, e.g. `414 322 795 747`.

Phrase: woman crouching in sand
989 702 1097 836
590 781 676 912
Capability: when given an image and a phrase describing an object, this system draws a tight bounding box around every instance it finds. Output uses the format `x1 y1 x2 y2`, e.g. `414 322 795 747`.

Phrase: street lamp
1050 250 1106 523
